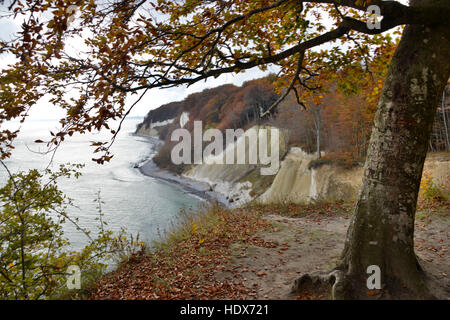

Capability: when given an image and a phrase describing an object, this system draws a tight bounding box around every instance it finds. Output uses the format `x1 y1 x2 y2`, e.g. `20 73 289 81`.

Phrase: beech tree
0 0 449 298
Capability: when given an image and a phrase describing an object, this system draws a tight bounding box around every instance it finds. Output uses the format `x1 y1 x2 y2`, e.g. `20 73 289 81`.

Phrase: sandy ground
215 211 449 299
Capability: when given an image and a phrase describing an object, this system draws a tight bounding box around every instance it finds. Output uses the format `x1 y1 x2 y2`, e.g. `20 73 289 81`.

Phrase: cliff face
258 148 364 204
136 77 279 139
258 148 448 205
136 118 175 137
138 116 448 206
183 125 290 206
183 144 448 206
176 131 448 206
136 77 449 207
136 100 182 137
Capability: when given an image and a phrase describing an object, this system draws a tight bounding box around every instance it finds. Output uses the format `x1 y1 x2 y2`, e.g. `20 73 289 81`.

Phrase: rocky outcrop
183 125 289 206
136 112 191 138
136 118 175 137
137 119 448 206
258 148 364 204
258 148 448 204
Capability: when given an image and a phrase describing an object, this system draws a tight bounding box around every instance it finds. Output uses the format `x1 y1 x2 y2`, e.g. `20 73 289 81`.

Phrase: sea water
0 118 203 250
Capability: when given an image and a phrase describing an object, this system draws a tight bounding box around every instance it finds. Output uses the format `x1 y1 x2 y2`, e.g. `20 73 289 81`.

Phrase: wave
109 138 159 182
110 165 146 182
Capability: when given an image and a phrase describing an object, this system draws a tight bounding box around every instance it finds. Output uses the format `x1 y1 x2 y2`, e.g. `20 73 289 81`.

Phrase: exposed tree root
292 266 436 300
292 269 349 300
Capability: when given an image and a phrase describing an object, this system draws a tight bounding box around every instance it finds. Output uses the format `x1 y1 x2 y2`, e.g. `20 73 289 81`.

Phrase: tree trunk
338 15 450 298
316 125 321 159
312 104 322 159
441 91 450 150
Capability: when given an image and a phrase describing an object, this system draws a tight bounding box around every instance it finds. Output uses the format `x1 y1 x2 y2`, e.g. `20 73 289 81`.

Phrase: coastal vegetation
0 164 143 299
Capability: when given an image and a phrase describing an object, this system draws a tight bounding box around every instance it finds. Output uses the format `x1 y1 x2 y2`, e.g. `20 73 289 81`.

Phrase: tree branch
260 50 305 118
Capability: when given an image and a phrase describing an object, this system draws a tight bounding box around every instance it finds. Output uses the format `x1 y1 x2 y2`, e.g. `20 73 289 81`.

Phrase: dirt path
90 203 448 300
216 211 449 299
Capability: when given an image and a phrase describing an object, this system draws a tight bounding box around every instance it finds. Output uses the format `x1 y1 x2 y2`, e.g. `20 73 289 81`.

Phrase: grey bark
441 91 450 150
339 9 450 298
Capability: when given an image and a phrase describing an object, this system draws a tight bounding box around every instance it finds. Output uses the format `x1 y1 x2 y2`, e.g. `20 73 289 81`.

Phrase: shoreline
133 132 230 207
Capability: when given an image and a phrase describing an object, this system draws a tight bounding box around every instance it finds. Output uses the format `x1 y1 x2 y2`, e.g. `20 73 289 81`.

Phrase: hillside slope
136 77 449 206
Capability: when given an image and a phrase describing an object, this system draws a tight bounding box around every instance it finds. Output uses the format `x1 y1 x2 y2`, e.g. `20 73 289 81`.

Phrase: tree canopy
0 0 448 162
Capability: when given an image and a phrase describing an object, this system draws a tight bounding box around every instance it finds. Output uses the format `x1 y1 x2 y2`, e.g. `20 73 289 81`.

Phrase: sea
0 118 204 250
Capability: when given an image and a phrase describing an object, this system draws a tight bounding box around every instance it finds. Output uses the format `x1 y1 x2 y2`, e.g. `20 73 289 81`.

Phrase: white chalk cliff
183 125 289 206
139 120 449 206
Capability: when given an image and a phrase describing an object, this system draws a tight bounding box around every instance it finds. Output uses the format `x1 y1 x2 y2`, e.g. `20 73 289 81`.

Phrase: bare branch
260 50 305 118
